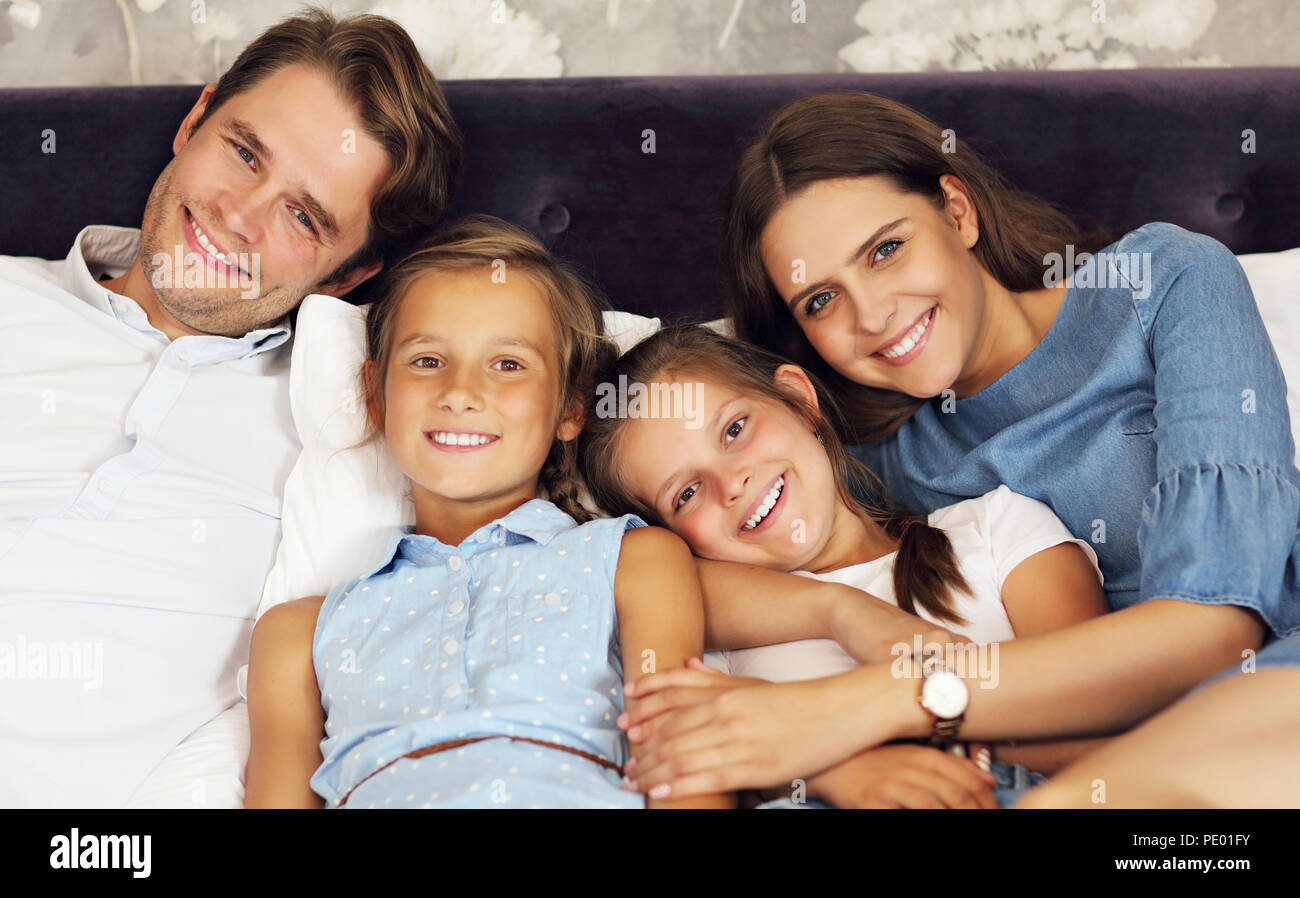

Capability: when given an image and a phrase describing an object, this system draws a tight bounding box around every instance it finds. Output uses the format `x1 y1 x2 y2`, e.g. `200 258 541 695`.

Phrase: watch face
922 670 969 719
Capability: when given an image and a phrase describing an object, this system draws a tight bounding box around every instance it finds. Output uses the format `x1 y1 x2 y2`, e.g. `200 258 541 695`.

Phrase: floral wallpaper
0 0 1295 86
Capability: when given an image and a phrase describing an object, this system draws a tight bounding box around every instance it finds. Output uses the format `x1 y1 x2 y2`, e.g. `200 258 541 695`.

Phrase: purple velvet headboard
2 69 1296 319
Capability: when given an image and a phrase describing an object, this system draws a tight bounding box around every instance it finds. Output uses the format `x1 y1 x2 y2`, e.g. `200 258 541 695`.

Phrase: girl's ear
362 359 384 434
774 364 820 413
938 173 980 250
555 394 585 442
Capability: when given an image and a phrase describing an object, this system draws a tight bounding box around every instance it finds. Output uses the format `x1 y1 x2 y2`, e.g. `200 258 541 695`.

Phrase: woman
617 92 1300 807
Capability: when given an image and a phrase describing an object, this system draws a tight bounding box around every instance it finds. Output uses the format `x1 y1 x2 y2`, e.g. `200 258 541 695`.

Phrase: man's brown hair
189 6 466 287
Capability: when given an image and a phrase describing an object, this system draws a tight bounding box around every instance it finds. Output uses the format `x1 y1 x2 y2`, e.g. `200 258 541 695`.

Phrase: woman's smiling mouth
871 305 936 365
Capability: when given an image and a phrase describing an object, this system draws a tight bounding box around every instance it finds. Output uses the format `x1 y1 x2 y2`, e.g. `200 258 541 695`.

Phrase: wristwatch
917 661 969 748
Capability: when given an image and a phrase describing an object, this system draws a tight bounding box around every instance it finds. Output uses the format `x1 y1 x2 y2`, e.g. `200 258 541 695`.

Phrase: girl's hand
802 743 998 809
827 585 971 664
620 658 883 799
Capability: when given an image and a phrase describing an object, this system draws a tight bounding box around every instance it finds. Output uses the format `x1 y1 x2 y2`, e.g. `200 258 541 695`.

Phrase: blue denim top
851 223 1300 638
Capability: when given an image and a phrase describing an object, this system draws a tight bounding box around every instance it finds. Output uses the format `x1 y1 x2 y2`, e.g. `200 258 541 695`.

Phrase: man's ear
173 84 218 155
361 359 384 434
319 260 384 299
555 394 585 443
939 173 980 250
774 364 820 413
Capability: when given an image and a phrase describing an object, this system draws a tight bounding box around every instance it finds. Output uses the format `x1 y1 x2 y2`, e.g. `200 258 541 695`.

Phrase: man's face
138 63 389 337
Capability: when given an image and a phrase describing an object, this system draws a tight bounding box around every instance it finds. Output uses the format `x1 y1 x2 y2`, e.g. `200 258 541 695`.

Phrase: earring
816 432 825 446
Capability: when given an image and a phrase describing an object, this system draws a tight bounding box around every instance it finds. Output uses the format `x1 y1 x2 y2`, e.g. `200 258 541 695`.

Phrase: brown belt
337 735 625 807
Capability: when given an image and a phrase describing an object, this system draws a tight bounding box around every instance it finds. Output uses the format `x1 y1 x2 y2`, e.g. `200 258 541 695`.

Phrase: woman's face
759 174 986 400
614 368 845 572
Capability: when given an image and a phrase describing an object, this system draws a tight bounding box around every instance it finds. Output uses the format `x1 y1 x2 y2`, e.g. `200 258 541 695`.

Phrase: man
0 8 464 807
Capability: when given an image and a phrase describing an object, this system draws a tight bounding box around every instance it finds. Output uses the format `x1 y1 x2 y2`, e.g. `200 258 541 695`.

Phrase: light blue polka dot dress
310 499 647 809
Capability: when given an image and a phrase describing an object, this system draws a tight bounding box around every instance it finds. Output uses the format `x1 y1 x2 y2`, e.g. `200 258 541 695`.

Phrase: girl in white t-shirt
580 325 1111 808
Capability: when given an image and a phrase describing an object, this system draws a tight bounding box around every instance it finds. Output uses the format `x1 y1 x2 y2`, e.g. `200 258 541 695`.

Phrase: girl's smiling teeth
741 475 785 532
427 430 498 447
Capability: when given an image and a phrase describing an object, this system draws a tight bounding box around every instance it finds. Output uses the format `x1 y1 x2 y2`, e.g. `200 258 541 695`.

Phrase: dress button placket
443 552 470 707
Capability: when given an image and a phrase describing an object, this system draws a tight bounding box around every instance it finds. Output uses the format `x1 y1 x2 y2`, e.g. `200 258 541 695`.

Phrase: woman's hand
620 658 893 799
799 743 998 809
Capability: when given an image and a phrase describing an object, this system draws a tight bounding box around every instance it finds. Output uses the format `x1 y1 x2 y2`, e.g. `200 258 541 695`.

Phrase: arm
992 734 1120 776
1000 543 1109 639
988 542 1112 770
616 527 734 809
622 598 1262 798
695 557 960 663
244 597 327 809
800 743 998 809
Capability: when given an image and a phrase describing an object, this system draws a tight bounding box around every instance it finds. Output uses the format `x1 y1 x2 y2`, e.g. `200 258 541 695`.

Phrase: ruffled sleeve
1132 225 1300 636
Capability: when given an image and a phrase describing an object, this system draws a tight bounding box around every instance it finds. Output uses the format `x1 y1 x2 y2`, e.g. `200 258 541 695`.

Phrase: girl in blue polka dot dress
243 216 733 809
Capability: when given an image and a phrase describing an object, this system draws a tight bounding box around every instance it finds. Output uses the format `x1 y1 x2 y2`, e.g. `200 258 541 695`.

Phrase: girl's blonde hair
360 214 617 523
579 324 972 625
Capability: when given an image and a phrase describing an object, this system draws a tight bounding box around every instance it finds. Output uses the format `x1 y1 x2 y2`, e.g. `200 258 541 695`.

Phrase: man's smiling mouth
183 207 248 277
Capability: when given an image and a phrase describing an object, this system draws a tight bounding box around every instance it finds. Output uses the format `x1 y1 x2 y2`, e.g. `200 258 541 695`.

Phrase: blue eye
725 417 746 444
873 239 902 262
235 144 254 165
674 483 697 510
805 292 833 316
294 209 315 231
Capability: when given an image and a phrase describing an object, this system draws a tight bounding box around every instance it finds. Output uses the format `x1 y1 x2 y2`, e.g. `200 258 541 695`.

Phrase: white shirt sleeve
978 484 1104 591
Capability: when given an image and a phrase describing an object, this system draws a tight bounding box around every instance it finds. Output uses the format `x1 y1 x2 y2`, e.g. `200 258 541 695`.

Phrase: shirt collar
360 499 579 579
64 224 291 361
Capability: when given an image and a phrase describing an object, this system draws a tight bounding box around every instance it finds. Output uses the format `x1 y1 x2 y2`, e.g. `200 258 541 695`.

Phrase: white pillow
1236 247 1300 465
130 246 1300 807
125 701 250 808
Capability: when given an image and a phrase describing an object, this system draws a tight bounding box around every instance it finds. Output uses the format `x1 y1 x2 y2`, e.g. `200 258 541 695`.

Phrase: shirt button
444 639 460 655
443 684 461 699
97 478 112 494
177 350 189 362
448 600 465 616
447 555 463 571
544 593 562 605
475 531 488 543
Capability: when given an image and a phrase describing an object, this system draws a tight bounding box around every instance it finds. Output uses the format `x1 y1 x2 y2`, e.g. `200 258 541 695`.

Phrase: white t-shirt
703 485 1104 682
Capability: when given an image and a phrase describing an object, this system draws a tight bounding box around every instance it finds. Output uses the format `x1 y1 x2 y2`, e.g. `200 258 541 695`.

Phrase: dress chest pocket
507 587 604 668
1118 404 1156 435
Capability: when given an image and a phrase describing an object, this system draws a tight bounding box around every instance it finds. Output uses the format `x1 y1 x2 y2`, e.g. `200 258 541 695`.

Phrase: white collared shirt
0 225 300 807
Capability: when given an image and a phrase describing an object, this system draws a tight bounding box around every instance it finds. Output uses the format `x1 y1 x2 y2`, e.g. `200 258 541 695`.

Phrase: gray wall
1 0 1295 87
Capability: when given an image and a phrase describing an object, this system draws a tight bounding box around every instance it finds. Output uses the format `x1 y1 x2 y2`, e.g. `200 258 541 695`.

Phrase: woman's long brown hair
721 91 1110 445
580 325 972 626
